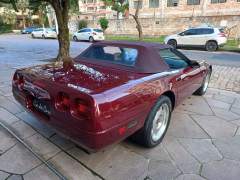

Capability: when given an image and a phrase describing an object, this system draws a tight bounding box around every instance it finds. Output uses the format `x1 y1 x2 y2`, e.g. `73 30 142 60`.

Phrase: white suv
164 27 227 51
73 28 105 42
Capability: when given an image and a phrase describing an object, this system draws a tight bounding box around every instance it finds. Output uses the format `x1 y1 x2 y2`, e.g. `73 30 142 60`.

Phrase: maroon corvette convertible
12 41 212 152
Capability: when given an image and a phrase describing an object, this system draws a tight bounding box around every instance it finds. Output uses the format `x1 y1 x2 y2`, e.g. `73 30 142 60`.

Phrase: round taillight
76 102 88 113
55 92 70 111
71 99 89 119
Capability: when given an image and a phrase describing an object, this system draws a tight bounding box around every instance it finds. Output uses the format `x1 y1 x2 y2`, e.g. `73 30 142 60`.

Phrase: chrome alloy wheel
151 103 170 142
203 73 211 92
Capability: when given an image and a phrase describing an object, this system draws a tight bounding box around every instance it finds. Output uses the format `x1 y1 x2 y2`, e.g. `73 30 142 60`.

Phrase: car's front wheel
131 95 172 147
31 34 35 38
194 71 211 96
205 41 218 51
42 34 46 39
167 39 177 49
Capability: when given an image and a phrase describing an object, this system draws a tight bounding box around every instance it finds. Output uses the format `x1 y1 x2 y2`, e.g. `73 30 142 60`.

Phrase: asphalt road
0 34 240 68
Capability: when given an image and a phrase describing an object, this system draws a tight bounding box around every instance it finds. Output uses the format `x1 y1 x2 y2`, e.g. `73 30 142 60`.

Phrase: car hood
18 62 142 95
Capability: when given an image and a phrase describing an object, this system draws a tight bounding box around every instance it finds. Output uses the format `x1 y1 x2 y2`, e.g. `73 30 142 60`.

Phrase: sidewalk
1 64 240 180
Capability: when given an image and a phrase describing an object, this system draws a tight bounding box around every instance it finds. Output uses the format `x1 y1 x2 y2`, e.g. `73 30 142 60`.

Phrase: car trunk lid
17 62 141 95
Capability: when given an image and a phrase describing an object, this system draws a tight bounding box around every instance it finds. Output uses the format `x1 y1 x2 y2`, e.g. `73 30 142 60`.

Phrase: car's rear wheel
89 36 94 43
194 71 211 96
131 95 172 147
73 36 78 41
205 41 218 51
42 34 46 39
31 34 35 38
167 39 177 49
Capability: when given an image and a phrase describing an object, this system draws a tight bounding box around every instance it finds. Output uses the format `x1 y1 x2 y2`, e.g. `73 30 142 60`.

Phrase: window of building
167 0 179 7
87 0 94 3
237 0 240 2
211 0 226 3
133 1 143 9
87 7 94 11
187 0 200 5
149 0 159 8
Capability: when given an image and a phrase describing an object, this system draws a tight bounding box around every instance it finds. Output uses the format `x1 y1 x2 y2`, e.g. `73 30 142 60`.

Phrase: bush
98 17 109 32
78 20 88 30
0 17 13 34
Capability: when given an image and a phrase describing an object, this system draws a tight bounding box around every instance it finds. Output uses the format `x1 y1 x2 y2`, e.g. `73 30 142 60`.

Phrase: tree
98 17 108 32
78 19 87 29
0 0 18 11
1 0 79 67
102 0 128 20
129 0 143 40
17 0 28 28
29 0 48 27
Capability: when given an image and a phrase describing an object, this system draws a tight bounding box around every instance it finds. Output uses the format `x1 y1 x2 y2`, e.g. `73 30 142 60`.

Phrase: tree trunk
49 0 73 67
22 11 26 28
130 0 143 40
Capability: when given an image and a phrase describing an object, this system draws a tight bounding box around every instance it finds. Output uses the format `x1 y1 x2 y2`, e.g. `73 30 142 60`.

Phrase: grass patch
220 39 240 52
105 35 165 43
106 35 240 52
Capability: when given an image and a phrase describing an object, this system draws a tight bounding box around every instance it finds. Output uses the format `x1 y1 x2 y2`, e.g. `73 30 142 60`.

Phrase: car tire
89 36 94 43
31 34 35 38
205 41 218 51
131 95 172 147
194 71 211 96
73 36 78 41
167 39 177 49
42 35 46 39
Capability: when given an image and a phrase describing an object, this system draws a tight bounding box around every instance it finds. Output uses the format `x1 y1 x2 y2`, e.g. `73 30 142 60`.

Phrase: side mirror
179 32 185 36
190 60 200 67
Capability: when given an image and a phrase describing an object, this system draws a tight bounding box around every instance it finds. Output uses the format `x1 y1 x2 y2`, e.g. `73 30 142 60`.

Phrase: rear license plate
33 99 51 116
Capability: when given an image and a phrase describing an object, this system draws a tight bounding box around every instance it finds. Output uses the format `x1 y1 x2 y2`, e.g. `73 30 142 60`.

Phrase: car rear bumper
93 35 105 41
45 34 57 38
217 37 227 46
12 87 135 152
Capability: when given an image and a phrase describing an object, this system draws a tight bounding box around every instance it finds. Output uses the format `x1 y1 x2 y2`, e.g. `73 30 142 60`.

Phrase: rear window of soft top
80 45 138 66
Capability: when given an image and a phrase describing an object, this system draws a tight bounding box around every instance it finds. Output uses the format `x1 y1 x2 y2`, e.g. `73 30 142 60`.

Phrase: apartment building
129 0 240 18
78 0 114 20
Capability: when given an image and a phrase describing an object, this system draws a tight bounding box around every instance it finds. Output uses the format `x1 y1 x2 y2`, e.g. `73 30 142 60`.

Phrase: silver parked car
31 28 57 39
164 27 227 51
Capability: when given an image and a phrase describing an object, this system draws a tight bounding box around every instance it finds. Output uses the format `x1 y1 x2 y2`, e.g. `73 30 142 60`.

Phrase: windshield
80 45 138 66
94 29 103 33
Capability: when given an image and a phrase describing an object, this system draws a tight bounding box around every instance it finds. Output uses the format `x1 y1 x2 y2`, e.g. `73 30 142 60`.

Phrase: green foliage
98 17 108 32
69 0 79 14
78 19 87 30
0 0 18 11
102 0 128 18
0 16 13 34
0 8 16 24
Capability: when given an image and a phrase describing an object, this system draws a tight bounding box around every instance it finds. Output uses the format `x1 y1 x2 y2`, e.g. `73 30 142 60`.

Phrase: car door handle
176 77 182 81
176 74 188 81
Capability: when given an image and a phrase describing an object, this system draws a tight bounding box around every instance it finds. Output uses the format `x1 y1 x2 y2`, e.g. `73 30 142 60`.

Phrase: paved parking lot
1 66 240 180
0 34 240 180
